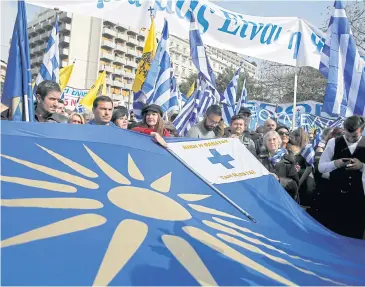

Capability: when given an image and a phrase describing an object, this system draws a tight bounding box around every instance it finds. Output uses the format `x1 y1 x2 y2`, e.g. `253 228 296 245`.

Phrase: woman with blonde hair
68 112 85 125
132 104 171 137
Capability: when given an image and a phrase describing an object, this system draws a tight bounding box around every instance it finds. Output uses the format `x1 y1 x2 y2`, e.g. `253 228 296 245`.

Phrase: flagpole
291 68 298 130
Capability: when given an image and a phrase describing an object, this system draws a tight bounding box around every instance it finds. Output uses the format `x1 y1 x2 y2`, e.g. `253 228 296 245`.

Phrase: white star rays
0 144 341 286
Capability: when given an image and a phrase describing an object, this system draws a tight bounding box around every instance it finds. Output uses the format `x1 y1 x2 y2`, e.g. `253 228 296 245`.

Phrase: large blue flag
1 0 34 122
1 121 364 285
320 0 365 117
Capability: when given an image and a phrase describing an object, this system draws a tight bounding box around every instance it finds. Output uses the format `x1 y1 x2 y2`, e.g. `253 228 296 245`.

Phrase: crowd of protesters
3 79 364 240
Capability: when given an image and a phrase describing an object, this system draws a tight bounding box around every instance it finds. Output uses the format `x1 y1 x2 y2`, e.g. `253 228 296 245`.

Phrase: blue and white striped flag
34 15 59 96
236 79 247 115
222 68 240 124
320 0 365 117
173 86 201 136
301 144 315 167
167 64 180 114
312 129 322 150
189 11 223 103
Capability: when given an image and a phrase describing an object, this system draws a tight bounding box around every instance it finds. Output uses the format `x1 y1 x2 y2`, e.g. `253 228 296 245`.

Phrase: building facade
27 10 257 106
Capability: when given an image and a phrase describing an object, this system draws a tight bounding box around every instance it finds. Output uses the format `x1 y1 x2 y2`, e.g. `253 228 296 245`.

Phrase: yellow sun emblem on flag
1 144 341 286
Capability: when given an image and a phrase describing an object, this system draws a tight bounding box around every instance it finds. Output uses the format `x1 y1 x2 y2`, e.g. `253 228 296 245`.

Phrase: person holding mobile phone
318 115 365 239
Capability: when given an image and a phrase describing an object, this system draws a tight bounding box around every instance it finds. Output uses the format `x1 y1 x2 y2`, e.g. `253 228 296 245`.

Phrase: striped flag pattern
173 86 201 136
189 11 223 103
222 68 240 124
34 15 59 96
312 129 322 150
320 0 365 117
235 79 247 115
301 144 315 167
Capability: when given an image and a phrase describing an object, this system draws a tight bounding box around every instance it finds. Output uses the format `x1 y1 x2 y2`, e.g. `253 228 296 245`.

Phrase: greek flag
301 144 315 167
320 0 365 117
312 130 322 150
167 64 180 114
34 15 59 96
235 79 247 115
189 11 223 103
173 87 201 136
222 68 240 124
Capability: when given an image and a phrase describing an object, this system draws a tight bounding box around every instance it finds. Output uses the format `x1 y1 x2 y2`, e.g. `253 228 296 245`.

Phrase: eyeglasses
206 117 220 126
278 131 290 136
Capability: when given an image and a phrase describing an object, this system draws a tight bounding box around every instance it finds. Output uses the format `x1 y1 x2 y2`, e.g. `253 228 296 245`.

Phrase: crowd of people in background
3 79 364 240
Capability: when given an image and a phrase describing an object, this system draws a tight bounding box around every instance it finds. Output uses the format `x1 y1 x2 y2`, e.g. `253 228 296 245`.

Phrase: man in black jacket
34 80 68 123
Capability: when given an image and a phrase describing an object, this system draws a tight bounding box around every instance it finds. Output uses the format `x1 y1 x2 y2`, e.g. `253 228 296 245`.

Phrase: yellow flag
59 64 74 91
132 19 157 93
80 71 106 111
187 81 195 98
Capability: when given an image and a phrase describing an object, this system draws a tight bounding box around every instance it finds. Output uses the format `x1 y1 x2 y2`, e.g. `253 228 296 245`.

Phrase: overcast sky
0 0 349 62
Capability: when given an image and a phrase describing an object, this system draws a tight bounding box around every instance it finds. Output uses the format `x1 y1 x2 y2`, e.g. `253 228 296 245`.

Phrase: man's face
345 128 362 143
204 113 221 131
56 102 65 115
230 119 245 135
93 101 113 124
264 120 277 133
37 91 61 114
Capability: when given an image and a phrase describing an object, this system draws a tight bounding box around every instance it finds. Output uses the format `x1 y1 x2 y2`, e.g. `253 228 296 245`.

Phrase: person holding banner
132 104 171 137
260 131 299 202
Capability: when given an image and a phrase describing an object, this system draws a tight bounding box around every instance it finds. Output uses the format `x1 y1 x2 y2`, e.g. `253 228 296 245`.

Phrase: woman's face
115 115 128 129
266 135 279 153
71 115 82 124
146 111 158 127
277 128 289 145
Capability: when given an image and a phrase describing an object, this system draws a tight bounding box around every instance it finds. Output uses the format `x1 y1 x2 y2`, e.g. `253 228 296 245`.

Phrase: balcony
101 39 115 49
34 35 43 44
125 60 137 68
59 12 72 23
104 78 112 86
61 60 68 67
113 56 125 64
115 44 127 53
28 26 37 36
43 18 54 29
59 23 71 33
112 80 124 88
124 72 134 79
102 27 117 38
112 94 123 101
100 52 115 62
37 43 47 54
116 23 127 32
103 20 115 27
137 41 144 49
113 68 124 75
127 27 139 35
126 48 137 57
99 65 113 73
117 33 128 42
40 30 51 41
127 37 137 46
60 35 70 46
60 48 69 58
124 83 133 90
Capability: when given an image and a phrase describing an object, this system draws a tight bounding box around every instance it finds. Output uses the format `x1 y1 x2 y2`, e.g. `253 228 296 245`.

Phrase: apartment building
27 9 257 106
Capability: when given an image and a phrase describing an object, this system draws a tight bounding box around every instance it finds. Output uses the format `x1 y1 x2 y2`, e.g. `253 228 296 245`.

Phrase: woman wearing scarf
260 131 300 202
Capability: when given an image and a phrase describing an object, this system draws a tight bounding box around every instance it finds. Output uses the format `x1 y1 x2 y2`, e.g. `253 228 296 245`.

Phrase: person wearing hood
132 104 171 137
260 130 299 202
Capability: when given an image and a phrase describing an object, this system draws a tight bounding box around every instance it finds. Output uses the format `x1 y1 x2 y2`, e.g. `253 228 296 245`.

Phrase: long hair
142 112 165 136
290 128 308 149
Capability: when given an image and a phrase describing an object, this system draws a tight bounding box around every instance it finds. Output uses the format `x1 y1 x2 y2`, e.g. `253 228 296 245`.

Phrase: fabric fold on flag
321 0 365 117
222 68 240 124
235 79 247 115
59 63 74 91
33 14 59 96
79 71 106 110
1 0 34 122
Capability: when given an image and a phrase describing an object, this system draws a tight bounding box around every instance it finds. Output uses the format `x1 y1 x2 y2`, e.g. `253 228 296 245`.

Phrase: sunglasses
278 131 290 136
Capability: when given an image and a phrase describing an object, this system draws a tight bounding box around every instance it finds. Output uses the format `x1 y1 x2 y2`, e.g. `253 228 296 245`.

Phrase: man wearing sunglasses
318 115 365 239
187 105 222 139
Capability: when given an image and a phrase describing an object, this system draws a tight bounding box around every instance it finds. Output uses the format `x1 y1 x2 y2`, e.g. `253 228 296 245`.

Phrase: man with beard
187 105 222 139
319 115 365 239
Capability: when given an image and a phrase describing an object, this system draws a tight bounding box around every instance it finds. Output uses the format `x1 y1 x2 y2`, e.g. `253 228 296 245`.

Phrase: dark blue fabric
1 121 364 286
